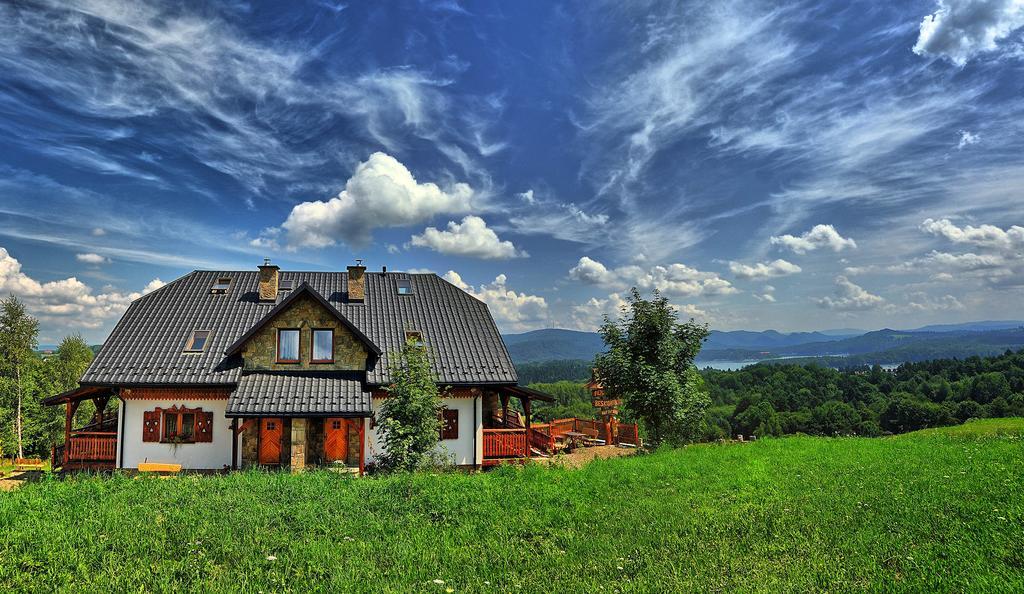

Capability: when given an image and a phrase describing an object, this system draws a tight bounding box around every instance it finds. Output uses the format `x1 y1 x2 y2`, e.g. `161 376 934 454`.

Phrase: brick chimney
258 259 279 301
347 262 366 302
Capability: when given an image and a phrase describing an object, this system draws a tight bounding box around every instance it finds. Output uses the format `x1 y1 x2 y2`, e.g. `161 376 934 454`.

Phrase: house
44 262 554 473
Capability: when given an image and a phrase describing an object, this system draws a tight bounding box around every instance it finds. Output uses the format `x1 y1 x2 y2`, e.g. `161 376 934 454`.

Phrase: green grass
2 420 1022 592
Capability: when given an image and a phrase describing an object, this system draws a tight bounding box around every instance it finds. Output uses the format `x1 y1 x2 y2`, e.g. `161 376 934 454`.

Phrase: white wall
366 396 482 466
119 398 239 470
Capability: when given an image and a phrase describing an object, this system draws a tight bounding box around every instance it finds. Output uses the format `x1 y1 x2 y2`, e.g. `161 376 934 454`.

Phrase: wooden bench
138 462 182 474
14 458 45 472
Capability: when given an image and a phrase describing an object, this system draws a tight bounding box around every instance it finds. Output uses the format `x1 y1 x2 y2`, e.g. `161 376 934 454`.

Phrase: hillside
502 329 606 363
2 420 1021 591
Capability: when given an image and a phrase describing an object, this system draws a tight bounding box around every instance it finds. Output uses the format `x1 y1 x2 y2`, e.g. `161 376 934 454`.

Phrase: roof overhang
226 371 373 418
502 385 556 403
42 385 116 406
223 282 381 357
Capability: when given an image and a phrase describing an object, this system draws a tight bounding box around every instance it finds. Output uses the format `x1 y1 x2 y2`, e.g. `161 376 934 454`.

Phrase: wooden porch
482 386 640 466
43 385 119 472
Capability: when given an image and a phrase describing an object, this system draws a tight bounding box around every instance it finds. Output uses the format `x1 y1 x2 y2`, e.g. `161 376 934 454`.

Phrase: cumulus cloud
816 276 885 311
76 253 110 265
410 216 526 259
770 224 857 254
569 256 736 297
729 259 802 280
907 292 965 311
280 152 474 248
442 271 548 331
913 0 1024 65
753 285 776 303
569 291 708 331
920 217 1024 251
0 247 162 331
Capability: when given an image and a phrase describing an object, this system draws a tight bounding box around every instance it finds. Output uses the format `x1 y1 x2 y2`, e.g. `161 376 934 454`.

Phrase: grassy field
1 420 1022 592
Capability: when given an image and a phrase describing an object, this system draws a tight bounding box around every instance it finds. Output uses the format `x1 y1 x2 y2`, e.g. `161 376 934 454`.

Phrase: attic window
397 278 413 295
279 279 294 291
211 277 231 294
405 330 423 347
184 330 211 353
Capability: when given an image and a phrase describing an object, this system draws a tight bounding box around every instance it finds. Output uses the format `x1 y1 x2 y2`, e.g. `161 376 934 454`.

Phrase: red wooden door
259 418 283 465
324 418 348 462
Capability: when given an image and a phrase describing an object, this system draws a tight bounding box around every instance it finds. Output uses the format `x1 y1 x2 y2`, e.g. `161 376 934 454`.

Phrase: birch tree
0 295 39 458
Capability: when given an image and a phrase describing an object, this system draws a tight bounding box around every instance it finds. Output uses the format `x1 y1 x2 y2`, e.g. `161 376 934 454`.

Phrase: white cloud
957 129 980 149
91 227 106 236
569 291 708 331
729 259 802 280
517 189 536 205
907 292 964 311
913 0 1024 66
410 216 526 259
75 253 110 265
816 276 885 311
442 271 548 331
280 152 474 248
569 256 737 297
920 217 1024 251
770 224 857 254
0 246 161 330
753 285 777 303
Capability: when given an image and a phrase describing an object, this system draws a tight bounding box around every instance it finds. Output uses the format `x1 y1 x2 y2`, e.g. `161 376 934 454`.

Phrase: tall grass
1 420 1022 592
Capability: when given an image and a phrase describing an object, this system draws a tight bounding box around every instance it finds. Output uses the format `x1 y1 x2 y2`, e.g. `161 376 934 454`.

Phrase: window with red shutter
142 410 161 442
195 411 214 442
440 409 458 440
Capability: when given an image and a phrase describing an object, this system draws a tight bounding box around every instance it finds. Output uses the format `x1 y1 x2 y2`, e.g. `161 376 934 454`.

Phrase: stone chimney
347 262 366 302
258 259 279 301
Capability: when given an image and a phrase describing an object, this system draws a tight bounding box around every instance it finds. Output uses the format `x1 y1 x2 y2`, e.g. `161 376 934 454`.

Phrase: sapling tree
376 336 446 472
595 288 710 447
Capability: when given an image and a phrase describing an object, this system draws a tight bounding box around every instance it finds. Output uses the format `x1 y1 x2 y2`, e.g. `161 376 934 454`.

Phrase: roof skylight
211 277 231 294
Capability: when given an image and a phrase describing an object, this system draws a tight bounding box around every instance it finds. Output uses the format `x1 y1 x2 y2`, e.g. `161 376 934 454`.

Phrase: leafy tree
376 337 445 472
595 289 710 447
733 401 781 438
0 295 39 458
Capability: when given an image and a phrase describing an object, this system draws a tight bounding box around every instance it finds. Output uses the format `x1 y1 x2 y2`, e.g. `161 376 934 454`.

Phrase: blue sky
2 0 1024 342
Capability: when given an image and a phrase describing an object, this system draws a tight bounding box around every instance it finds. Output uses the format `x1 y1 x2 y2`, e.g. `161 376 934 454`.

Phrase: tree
376 337 445 472
0 295 39 458
595 289 710 447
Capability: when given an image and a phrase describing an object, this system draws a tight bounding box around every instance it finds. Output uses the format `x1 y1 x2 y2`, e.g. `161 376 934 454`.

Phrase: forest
0 296 97 460
528 349 1024 441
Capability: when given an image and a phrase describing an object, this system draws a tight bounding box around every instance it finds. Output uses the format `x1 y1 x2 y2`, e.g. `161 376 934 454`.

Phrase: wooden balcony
53 432 117 471
483 428 528 462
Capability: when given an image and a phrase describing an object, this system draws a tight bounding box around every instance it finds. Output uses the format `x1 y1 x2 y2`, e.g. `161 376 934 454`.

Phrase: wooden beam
500 394 510 427
234 418 256 436
522 396 532 459
231 418 238 470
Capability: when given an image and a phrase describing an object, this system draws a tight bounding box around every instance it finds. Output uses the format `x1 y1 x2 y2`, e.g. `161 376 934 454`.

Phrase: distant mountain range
502 321 1024 367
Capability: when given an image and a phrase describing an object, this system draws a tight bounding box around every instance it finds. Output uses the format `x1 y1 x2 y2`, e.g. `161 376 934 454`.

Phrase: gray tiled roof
227 372 371 417
81 270 518 386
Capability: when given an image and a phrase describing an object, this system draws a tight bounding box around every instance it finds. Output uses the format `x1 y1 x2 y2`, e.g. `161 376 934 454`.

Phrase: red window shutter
195 411 214 442
441 409 459 440
142 410 161 442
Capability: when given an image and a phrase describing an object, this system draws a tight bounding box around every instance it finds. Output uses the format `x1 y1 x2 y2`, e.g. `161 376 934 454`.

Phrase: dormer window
397 278 413 295
277 328 300 363
311 329 334 363
211 277 231 294
184 330 211 353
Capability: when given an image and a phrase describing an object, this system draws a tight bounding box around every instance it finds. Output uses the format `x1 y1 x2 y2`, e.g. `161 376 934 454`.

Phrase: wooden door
324 418 348 463
259 418 283 465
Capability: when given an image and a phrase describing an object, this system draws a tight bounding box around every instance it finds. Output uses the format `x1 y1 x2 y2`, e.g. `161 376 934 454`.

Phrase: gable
240 294 369 372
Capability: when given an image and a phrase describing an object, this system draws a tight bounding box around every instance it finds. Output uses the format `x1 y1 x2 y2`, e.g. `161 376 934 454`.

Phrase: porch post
358 418 366 476
500 394 510 427
231 418 238 470
522 396 532 459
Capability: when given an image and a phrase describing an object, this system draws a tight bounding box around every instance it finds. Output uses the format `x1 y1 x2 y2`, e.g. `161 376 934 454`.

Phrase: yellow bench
138 462 182 474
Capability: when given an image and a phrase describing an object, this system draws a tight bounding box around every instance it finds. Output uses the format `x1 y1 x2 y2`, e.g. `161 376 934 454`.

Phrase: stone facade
290 418 307 471
241 294 368 371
